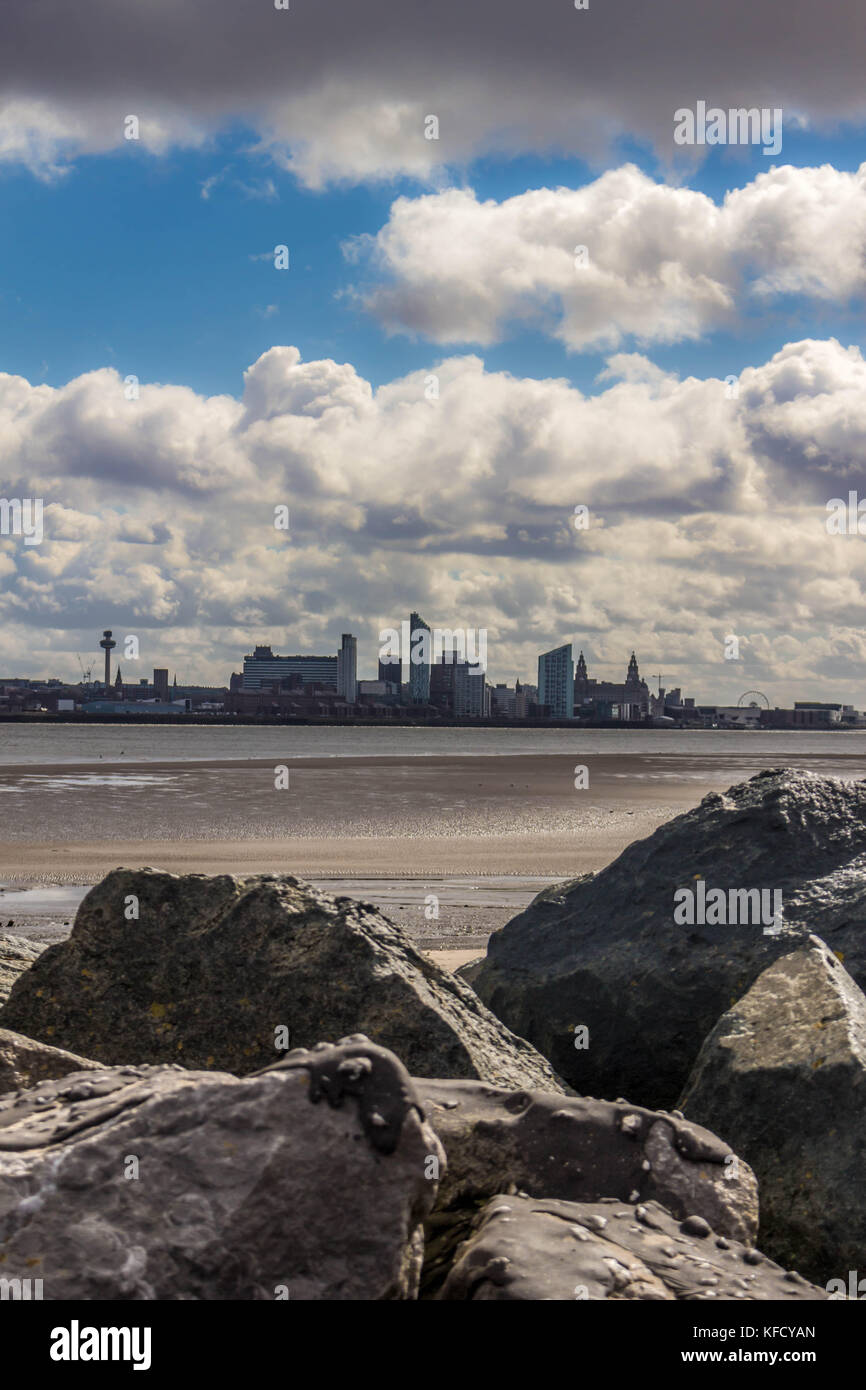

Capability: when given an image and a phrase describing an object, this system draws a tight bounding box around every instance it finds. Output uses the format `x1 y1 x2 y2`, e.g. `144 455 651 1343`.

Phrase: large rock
0 868 565 1092
0 1027 100 1095
0 1036 443 1300
439 1193 828 1301
679 936 866 1286
416 1078 758 1293
0 934 45 1007
472 769 866 1108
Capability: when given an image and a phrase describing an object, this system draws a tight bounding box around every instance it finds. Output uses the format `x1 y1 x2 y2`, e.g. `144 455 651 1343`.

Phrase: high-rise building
242 646 338 691
378 655 401 689
538 643 575 719
336 633 357 703
408 612 431 704
430 652 457 711
153 668 169 701
454 661 489 717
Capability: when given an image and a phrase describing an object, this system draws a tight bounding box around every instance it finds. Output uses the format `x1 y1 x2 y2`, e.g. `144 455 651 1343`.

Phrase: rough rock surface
680 936 866 1286
416 1078 757 1293
439 1193 828 1301
0 1027 100 1095
472 769 866 1107
0 1035 443 1300
0 868 565 1091
0 934 45 1007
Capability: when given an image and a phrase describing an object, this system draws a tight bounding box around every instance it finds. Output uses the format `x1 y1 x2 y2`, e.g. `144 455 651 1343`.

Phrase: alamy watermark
378 621 487 673
826 492 866 535
0 497 43 545
0 1276 43 1299
674 103 782 156
674 882 783 933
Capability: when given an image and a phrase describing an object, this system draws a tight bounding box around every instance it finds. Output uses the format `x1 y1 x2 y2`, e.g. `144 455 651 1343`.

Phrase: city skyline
0 624 856 721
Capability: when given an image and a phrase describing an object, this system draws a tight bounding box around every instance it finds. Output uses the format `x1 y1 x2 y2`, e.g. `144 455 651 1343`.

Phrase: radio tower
99 629 116 690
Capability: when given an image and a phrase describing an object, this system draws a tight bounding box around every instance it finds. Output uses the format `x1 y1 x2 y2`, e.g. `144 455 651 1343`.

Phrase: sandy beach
4 744 866 883
4 737 866 948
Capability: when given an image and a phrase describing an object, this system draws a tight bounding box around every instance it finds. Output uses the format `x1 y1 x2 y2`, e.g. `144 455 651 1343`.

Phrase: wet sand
4 745 866 942
3 746 866 880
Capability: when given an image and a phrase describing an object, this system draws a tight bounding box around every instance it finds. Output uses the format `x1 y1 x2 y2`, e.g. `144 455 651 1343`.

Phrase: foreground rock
472 769 866 1107
0 1027 100 1095
0 1036 442 1299
416 1078 758 1293
439 1194 828 1301
0 934 45 1007
0 868 565 1091
680 937 866 1286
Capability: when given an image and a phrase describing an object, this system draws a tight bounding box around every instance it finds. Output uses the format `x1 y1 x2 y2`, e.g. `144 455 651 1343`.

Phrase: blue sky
2 123 862 403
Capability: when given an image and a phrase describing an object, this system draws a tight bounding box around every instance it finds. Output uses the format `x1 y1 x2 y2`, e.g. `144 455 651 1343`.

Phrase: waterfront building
454 661 490 717
378 655 402 689
430 652 457 711
336 633 358 703
574 649 650 719
408 612 431 704
538 644 575 719
242 645 338 691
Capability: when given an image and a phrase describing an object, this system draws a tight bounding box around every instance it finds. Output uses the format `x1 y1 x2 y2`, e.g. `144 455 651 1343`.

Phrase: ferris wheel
737 690 770 708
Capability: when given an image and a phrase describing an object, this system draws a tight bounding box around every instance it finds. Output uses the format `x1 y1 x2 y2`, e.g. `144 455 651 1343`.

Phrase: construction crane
76 654 93 685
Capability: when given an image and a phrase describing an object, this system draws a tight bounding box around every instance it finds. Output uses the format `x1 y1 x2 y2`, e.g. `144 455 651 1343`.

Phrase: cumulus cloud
0 1 865 183
352 164 866 349
2 339 866 700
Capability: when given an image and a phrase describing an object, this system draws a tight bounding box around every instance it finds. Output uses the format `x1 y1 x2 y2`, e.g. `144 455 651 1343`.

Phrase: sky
1 0 865 703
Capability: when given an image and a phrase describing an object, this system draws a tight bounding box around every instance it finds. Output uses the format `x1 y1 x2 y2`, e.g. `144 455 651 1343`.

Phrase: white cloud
353 164 866 350
2 339 866 700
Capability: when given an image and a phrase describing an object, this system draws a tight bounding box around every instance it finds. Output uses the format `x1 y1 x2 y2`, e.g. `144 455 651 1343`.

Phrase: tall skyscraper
430 652 457 711
454 661 488 717
378 655 401 688
538 643 575 719
337 632 357 703
409 611 431 704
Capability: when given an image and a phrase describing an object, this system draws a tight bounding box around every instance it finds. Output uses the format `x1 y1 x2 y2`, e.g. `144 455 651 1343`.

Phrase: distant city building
699 705 764 729
538 644 575 719
82 699 190 716
409 612 431 704
574 649 650 719
242 645 338 691
153 668 169 701
430 652 457 712
99 629 116 690
491 682 530 718
378 655 401 688
454 662 490 717
336 633 358 703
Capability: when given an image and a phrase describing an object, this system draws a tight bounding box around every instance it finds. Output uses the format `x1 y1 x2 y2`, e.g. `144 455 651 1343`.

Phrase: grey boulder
472 769 866 1107
0 934 45 1007
0 1026 100 1095
0 867 565 1092
679 936 866 1286
417 1078 758 1294
439 1193 828 1301
0 1036 443 1300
